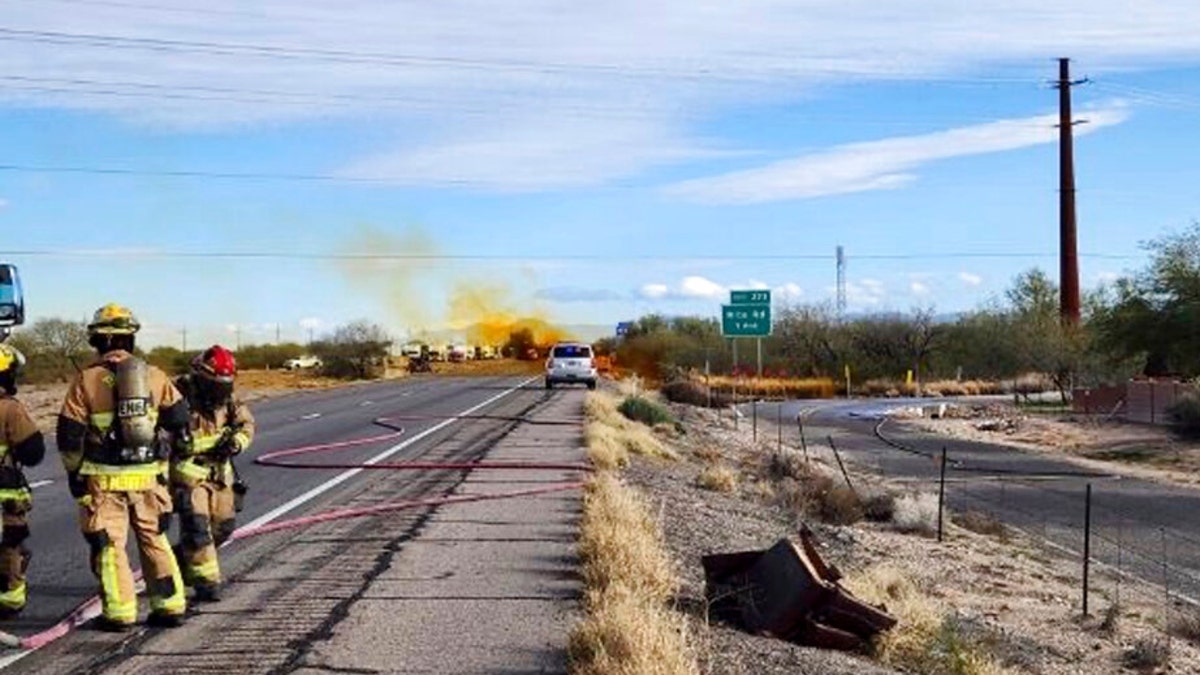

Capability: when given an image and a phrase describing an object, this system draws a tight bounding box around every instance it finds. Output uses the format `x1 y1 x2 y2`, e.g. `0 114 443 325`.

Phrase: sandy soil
626 401 1200 674
904 403 1200 488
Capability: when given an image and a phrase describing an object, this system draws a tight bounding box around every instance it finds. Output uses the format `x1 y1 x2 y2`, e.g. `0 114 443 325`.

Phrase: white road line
0 377 536 671
300 413 322 420
236 376 537 535
27 480 52 490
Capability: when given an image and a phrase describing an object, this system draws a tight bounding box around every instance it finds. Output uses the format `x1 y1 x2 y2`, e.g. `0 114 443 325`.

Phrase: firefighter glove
68 472 87 499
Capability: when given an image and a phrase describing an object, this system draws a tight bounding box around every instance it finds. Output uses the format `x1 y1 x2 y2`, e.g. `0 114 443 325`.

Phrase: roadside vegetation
5 317 392 382
603 223 1200 407
569 390 697 675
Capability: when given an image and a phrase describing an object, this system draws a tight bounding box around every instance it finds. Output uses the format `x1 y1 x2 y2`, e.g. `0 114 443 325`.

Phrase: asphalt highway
2 375 537 641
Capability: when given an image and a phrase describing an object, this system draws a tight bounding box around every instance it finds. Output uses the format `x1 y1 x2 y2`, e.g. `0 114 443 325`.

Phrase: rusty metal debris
702 527 896 652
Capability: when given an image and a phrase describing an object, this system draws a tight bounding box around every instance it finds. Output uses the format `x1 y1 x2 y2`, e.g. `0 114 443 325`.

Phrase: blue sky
3 1 1200 347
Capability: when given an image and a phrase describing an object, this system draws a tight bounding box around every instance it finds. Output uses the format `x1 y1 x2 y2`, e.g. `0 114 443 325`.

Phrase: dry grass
845 566 1011 675
568 588 696 675
860 378 1007 398
691 446 724 464
585 423 631 471
953 510 1008 540
705 375 835 400
893 493 940 536
585 391 677 462
571 398 698 675
695 465 737 493
577 473 677 602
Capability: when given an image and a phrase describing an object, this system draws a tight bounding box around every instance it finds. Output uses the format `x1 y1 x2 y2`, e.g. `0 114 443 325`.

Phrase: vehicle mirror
0 264 25 329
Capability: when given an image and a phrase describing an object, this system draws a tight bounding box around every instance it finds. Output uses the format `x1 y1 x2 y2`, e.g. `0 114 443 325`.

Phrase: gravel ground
623 401 1200 675
907 402 1200 489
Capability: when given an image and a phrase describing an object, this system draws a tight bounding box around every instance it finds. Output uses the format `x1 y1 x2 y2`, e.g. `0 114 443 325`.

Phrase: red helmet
193 345 237 382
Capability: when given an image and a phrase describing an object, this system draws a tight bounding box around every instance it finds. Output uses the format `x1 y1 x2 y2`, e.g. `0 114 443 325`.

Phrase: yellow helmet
88 303 141 336
0 344 24 376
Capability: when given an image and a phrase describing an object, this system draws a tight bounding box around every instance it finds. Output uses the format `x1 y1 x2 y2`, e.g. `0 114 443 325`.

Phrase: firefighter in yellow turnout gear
0 344 45 616
171 345 253 602
56 304 192 631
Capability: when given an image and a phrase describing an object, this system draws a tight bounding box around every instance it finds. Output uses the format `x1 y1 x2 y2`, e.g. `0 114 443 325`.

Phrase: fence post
777 403 783 454
937 447 947 543
733 378 738 431
753 400 758 442
1162 527 1170 632
1083 482 1092 616
828 435 855 494
798 415 809 464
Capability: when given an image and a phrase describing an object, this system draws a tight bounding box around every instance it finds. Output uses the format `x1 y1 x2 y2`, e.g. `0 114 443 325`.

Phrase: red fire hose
14 411 589 652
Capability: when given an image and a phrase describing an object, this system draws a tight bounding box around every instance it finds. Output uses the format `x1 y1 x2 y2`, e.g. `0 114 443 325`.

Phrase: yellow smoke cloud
340 225 573 349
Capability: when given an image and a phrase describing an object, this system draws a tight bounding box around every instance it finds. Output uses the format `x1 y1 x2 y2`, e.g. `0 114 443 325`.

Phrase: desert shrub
863 490 897 523
310 320 391 380
660 379 713 407
1167 607 1200 644
1169 393 1200 439
619 396 675 427
817 485 864 525
765 450 809 482
954 510 1007 539
893 493 939 536
696 465 737 493
1123 638 1171 670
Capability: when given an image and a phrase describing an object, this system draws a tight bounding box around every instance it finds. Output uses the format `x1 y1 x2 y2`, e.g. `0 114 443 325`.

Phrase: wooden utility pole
1057 57 1084 324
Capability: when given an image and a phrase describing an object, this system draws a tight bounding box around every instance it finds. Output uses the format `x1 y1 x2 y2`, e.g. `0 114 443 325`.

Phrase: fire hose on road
6 410 590 653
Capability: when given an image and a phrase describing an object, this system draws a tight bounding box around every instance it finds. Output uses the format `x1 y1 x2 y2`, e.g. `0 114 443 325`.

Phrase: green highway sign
730 289 771 305
722 304 771 337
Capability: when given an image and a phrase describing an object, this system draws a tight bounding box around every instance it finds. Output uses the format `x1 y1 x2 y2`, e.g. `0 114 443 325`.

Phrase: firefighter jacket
170 375 255 487
0 394 45 503
56 351 190 494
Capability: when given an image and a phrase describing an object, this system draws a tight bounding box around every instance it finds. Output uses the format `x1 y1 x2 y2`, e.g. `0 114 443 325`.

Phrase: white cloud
679 275 727 300
338 117 721 191
910 280 931 296
958 272 984 287
664 107 1130 203
642 276 802 303
843 278 887 307
775 282 804 301
0 2 1196 191
298 317 324 331
1095 271 1121 284
639 283 670 300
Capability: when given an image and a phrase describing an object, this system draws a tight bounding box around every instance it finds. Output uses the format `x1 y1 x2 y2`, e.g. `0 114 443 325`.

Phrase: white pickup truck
283 354 323 370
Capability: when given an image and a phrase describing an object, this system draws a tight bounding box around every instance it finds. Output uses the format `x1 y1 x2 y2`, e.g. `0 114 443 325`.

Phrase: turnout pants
78 481 186 624
175 480 236 587
0 498 31 612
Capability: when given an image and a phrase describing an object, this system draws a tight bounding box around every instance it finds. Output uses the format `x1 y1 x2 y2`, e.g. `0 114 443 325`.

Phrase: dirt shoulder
627 399 1200 674
901 402 1200 488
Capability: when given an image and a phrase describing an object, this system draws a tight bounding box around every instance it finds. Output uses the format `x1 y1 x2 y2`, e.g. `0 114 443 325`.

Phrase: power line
0 26 1047 86
0 74 1053 125
0 249 1141 262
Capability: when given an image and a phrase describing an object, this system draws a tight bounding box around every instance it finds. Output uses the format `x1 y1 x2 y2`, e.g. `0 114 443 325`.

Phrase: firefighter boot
0 501 31 617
